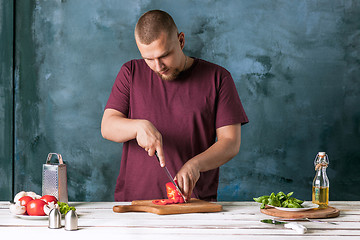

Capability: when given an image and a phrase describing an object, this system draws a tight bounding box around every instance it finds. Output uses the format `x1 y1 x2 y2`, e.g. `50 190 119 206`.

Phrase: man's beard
157 68 181 81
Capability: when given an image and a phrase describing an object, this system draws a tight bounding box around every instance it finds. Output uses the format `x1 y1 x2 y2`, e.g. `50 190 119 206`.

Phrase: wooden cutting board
113 198 222 215
260 205 340 219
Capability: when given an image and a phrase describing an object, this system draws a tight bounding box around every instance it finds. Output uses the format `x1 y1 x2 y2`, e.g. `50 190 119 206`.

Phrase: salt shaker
64 210 78 231
48 208 61 229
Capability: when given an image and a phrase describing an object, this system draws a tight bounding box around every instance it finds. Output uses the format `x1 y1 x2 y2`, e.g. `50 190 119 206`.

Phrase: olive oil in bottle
312 152 329 208
312 186 329 206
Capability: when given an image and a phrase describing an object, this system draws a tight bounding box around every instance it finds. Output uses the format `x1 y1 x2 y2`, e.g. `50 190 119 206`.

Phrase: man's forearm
101 109 138 143
190 135 241 172
189 124 241 172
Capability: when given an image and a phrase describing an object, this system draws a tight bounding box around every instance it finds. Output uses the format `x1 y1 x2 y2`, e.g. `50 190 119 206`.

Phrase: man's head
135 10 178 45
135 10 187 81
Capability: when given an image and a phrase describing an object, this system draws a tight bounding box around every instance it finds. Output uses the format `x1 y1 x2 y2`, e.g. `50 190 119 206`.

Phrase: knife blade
261 219 307 234
261 219 286 225
155 152 187 203
274 217 337 225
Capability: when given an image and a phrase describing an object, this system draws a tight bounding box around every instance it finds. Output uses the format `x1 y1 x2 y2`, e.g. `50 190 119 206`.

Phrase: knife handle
284 223 307 234
155 151 165 167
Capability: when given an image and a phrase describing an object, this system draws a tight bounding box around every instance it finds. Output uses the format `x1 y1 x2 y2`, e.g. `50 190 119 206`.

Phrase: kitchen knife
155 152 187 203
274 217 337 225
261 219 307 234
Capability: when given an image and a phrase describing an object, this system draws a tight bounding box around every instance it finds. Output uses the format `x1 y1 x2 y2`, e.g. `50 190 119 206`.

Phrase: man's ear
178 32 185 49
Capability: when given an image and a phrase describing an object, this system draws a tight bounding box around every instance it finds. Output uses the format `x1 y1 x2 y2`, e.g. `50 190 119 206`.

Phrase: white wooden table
1 201 359 239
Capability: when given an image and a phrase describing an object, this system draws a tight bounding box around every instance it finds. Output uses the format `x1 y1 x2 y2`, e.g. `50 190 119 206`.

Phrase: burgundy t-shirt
105 58 248 201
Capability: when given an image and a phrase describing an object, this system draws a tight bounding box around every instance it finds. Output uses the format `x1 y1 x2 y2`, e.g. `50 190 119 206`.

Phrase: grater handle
46 153 64 164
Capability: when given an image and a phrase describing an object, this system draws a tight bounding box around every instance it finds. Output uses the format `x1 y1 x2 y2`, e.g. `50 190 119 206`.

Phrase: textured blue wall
0 0 14 200
1 0 359 201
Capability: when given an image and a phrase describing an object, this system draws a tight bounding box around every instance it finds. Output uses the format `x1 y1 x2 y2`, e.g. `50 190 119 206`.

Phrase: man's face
136 31 184 81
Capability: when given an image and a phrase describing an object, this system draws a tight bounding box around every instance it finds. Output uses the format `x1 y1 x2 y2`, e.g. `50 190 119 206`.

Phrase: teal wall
1 0 359 201
0 0 13 200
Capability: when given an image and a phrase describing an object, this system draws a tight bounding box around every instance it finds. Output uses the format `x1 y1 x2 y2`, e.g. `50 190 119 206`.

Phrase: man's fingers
175 177 186 200
177 175 191 201
156 147 165 167
135 120 164 165
175 176 182 190
148 148 155 156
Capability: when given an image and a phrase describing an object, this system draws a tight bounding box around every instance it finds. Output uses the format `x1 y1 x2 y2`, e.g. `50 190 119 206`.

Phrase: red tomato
26 199 46 216
166 182 185 204
152 199 174 205
40 195 58 204
18 196 34 207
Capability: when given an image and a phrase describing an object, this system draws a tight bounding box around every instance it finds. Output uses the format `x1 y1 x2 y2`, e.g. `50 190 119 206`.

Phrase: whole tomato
18 196 34 207
26 199 46 216
40 195 58 204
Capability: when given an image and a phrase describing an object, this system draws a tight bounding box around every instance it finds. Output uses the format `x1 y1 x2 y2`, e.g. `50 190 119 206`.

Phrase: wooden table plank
0 201 359 239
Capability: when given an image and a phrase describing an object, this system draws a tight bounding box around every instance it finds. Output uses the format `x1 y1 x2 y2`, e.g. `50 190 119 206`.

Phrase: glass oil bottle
312 152 329 208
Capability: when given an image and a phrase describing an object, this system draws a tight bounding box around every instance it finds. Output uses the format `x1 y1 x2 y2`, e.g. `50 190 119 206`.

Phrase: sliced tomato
153 181 186 205
152 199 174 205
18 196 34 207
166 182 185 203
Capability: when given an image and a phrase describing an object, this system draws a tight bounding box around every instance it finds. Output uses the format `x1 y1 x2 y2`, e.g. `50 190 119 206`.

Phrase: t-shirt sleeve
215 71 249 129
104 62 131 116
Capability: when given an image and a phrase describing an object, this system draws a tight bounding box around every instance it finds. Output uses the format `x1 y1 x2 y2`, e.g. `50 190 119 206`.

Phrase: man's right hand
135 120 165 167
101 109 166 167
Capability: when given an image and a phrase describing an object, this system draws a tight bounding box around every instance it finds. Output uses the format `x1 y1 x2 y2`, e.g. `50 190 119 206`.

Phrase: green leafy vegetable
253 191 304 209
58 202 76 215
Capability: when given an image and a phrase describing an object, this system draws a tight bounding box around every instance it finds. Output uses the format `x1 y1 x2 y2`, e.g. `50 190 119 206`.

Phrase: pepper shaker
48 208 61 229
64 210 78 231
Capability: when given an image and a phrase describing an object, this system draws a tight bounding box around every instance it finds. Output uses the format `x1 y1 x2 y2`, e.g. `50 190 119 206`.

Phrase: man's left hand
174 161 200 201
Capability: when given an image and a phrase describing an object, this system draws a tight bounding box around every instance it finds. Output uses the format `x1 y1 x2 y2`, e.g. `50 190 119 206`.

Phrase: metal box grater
42 153 68 203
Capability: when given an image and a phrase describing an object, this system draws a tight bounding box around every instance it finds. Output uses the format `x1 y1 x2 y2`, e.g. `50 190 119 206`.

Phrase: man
101 10 248 202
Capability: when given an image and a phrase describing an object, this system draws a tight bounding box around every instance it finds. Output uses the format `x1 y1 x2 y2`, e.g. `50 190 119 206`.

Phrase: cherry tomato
18 196 34 207
26 199 46 216
40 195 58 204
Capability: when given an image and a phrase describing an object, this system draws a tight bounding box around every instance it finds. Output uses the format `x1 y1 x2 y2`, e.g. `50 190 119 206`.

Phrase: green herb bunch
253 192 304 209
58 202 76 215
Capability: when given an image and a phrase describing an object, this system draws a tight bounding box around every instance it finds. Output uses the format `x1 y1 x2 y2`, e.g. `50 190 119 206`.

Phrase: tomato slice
152 199 174 205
